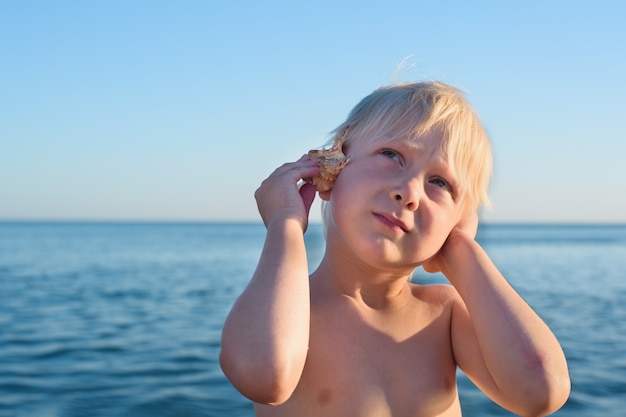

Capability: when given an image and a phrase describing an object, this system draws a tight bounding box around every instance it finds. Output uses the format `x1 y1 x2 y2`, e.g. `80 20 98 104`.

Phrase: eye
429 177 452 191
380 148 401 162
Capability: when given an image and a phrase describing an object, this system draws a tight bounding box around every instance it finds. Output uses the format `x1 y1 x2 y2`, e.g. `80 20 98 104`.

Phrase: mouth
374 213 409 233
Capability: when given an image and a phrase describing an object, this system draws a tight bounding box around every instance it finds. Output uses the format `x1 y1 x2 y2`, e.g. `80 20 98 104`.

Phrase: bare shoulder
409 282 461 306
402 282 464 331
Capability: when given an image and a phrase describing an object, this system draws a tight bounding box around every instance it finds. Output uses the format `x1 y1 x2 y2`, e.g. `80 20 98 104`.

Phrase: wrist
438 232 479 279
266 215 308 236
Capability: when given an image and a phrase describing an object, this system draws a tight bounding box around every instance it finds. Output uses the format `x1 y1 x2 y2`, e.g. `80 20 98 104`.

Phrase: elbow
549 368 572 412
536 373 571 417
535 352 571 416
514 356 571 417
219 347 302 405
519 380 570 417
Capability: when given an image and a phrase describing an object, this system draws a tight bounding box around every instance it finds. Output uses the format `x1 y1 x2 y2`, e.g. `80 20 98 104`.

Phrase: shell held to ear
306 128 350 192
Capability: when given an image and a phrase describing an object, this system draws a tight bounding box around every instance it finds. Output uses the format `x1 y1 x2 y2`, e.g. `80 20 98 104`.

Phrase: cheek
326 167 370 221
330 164 365 198
418 205 459 248
429 206 457 230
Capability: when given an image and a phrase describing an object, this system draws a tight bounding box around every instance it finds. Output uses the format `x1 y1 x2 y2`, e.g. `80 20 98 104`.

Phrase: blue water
0 222 624 416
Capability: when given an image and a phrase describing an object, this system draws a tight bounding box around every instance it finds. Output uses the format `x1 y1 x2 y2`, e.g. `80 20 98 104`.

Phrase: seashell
306 128 350 192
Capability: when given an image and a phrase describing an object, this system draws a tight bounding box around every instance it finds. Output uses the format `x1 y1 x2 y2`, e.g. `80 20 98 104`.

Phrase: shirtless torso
255 282 463 417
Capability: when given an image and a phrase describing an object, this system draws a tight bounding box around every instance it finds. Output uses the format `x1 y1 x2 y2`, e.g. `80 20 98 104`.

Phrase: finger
286 162 320 185
270 155 318 177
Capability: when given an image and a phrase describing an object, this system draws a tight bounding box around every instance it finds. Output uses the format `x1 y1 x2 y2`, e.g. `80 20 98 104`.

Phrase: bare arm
425 217 570 416
220 156 319 405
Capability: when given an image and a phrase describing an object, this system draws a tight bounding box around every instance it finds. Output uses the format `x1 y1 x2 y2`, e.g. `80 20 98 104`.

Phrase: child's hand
422 210 478 274
453 210 479 240
255 155 320 232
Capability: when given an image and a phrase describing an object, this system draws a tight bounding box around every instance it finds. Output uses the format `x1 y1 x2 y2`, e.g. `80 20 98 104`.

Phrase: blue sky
1 1 624 223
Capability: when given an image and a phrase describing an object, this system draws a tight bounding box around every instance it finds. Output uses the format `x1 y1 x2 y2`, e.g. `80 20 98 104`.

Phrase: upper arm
450 292 501 402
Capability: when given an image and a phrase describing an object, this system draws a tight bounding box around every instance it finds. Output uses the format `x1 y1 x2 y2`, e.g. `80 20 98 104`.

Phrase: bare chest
283 302 460 416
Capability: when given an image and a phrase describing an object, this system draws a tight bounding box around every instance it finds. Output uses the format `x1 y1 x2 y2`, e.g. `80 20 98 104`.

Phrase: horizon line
1 219 625 226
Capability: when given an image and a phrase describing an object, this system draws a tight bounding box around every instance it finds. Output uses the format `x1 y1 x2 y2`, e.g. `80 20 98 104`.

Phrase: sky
1 1 625 223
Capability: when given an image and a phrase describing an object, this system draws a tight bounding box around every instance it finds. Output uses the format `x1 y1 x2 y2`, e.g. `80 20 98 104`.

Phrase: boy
220 82 570 416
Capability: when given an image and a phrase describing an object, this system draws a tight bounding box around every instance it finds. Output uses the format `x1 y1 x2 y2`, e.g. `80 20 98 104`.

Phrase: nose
391 178 421 211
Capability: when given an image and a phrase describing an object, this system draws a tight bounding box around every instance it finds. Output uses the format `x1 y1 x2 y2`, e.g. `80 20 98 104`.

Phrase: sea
0 221 624 416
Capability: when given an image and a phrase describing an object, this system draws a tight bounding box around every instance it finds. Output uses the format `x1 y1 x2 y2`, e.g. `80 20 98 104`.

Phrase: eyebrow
402 140 426 154
381 136 425 153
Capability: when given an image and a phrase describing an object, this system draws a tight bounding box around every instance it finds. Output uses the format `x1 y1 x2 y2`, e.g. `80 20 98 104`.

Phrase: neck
311 252 415 312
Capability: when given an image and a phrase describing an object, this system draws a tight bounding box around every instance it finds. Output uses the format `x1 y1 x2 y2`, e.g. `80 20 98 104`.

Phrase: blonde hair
325 81 492 213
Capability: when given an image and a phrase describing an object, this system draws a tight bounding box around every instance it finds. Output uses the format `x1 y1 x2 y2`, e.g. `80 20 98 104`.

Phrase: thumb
299 183 317 218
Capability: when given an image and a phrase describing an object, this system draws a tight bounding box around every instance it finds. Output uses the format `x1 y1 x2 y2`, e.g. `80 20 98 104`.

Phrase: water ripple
1 222 624 416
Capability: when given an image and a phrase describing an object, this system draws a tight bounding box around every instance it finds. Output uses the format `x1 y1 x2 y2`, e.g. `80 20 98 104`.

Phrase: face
323 130 465 272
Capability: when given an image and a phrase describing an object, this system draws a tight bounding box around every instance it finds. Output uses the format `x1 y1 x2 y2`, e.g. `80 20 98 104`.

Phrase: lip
374 212 409 233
